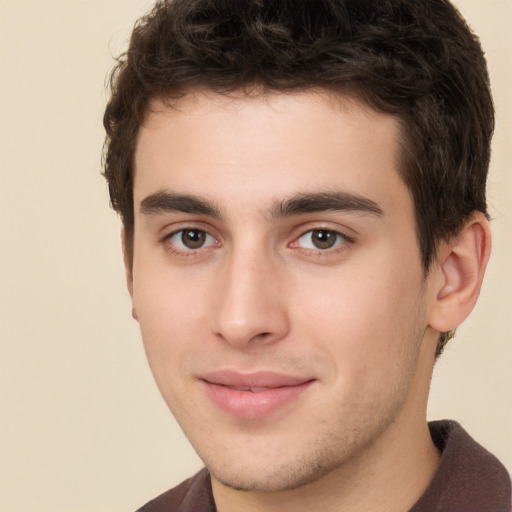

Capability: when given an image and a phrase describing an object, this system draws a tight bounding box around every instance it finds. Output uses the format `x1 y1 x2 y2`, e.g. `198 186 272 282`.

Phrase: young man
103 0 511 510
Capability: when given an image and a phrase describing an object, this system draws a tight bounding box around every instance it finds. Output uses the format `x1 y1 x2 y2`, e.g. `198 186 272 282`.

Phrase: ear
428 212 491 333
121 228 138 321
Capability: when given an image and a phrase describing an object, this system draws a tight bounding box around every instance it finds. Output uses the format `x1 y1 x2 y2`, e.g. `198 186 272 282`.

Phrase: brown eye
296 229 346 250
311 230 337 249
166 228 218 252
181 229 207 249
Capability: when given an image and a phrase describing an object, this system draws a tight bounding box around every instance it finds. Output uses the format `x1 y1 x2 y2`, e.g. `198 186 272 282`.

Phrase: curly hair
103 0 494 357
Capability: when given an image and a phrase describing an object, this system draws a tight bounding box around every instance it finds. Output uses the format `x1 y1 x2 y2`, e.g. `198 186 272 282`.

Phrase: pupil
312 230 336 249
182 229 206 249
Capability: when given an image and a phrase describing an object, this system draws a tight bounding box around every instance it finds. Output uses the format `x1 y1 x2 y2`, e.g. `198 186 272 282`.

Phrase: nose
211 248 290 348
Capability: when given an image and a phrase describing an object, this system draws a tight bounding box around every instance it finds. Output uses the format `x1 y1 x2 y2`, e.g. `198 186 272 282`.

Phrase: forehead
133 89 408 217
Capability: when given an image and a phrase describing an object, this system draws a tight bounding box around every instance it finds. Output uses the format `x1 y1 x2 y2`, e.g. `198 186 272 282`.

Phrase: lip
199 370 315 419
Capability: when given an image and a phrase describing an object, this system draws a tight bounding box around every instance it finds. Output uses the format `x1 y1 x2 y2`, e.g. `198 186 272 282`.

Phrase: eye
296 229 347 250
167 229 218 251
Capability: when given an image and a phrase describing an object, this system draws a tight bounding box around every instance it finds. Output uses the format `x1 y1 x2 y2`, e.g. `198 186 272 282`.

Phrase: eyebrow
139 190 384 220
271 191 383 219
140 191 221 218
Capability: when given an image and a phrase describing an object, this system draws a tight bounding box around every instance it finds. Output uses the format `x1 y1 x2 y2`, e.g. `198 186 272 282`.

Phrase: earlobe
428 212 491 333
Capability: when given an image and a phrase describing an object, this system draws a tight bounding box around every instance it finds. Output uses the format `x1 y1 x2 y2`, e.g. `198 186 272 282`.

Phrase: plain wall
0 0 510 510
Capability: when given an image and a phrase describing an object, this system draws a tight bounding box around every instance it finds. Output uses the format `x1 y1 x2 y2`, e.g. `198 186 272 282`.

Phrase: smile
199 371 315 419
227 386 272 392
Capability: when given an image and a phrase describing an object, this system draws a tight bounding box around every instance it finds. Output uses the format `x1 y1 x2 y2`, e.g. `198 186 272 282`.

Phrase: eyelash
162 228 220 257
292 229 353 254
161 227 354 258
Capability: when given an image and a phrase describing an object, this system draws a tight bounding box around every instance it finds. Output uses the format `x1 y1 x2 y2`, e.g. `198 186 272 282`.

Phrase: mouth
223 385 273 392
199 370 315 419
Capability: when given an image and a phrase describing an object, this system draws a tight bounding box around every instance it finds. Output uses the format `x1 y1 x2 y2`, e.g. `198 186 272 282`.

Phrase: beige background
0 0 510 510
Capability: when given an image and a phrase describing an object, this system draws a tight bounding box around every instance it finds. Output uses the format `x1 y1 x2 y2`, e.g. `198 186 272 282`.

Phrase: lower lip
202 381 313 419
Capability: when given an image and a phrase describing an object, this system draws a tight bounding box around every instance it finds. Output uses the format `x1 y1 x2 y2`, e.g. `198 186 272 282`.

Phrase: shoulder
136 468 214 512
410 420 511 512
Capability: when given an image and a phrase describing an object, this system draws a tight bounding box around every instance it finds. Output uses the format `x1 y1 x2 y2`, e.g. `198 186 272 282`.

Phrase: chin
212 466 326 493
205 442 353 493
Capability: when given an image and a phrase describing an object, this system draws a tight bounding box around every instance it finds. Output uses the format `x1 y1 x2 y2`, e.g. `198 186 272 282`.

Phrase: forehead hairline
134 88 407 225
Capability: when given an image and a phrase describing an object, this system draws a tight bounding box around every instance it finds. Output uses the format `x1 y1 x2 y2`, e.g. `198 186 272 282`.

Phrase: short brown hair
103 0 494 356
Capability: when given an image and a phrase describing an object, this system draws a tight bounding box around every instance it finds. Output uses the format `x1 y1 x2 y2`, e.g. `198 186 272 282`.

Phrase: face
130 90 438 492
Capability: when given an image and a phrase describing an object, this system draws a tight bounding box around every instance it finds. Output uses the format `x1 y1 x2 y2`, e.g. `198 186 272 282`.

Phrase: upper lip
199 370 314 389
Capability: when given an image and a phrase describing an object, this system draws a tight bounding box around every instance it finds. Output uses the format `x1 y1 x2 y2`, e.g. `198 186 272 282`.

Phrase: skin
127 90 489 512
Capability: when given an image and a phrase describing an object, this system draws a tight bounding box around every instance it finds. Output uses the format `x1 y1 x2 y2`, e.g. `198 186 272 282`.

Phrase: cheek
293 261 425 379
132 267 212 388
134 262 209 333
